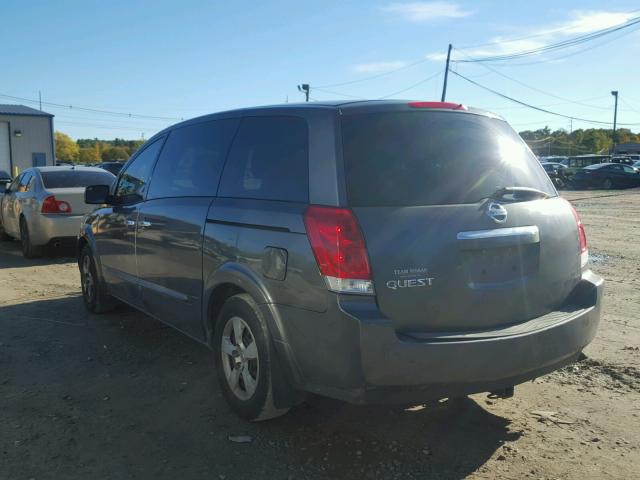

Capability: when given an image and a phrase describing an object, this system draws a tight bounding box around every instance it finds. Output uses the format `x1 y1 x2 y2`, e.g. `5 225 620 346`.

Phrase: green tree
78 147 101 164
101 146 130 161
55 131 79 163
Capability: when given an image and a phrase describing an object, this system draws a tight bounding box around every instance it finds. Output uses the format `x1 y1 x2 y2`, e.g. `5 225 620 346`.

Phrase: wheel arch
202 262 275 346
77 226 106 284
203 262 304 407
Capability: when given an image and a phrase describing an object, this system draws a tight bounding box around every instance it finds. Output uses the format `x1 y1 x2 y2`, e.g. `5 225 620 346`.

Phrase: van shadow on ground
1 294 520 479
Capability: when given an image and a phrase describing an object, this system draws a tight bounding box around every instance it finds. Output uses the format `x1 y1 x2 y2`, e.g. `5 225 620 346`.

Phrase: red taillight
41 196 72 214
408 101 467 110
304 205 373 294
567 201 588 267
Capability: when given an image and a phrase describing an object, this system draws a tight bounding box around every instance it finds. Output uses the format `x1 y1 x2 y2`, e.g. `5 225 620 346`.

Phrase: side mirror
85 184 111 204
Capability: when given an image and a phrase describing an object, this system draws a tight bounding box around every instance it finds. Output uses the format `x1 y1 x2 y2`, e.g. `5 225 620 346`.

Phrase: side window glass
115 138 164 203
25 174 35 191
218 116 308 202
147 119 238 199
18 172 32 192
9 174 24 192
622 165 634 173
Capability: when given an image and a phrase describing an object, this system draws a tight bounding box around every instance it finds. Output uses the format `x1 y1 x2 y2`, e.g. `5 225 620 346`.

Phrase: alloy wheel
81 254 94 303
220 316 259 401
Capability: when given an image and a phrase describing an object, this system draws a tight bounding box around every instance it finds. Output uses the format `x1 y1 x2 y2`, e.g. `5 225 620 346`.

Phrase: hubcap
221 316 259 400
81 255 94 302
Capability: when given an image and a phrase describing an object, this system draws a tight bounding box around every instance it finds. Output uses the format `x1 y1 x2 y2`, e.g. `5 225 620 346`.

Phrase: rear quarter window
218 116 308 202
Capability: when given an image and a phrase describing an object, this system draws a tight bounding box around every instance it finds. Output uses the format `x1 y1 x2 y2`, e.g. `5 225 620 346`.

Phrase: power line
314 58 429 88
0 92 183 121
457 9 640 50
449 70 640 126
452 15 640 63
378 70 442 99
472 25 640 68
312 70 443 101
452 47 614 110
54 120 164 132
312 87 364 99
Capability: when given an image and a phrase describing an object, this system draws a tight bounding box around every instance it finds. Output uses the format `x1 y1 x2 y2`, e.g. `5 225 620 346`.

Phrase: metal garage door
0 122 10 174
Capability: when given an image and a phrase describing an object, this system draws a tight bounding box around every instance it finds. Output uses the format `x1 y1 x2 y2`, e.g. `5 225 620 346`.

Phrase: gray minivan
79 100 603 421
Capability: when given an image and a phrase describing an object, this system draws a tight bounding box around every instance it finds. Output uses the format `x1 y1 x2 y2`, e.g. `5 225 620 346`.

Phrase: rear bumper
277 270 603 404
29 214 84 246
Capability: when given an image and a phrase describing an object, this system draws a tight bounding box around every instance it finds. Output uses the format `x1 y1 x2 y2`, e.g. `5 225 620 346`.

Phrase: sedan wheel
19 219 42 258
603 178 613 189
81 254 95 304
220 316 259 401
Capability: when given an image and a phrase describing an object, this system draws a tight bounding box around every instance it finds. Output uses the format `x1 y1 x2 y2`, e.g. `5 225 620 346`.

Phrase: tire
19 217 43 258
602 178 613 189
79 245 117 313
213 293 291 421
0 223 10 241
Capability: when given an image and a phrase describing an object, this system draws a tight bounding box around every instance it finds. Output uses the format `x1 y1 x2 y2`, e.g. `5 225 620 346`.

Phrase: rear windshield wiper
490 186 550 201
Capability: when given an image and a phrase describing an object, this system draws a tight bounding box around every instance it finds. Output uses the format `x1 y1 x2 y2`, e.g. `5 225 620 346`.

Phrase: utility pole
297 84 310 102
441 44 453 102
39 90 42 111
611 90 619 151
569 118 573 156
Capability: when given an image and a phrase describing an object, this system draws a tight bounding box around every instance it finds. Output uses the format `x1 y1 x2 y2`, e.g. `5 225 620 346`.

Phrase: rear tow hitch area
488 386 515 399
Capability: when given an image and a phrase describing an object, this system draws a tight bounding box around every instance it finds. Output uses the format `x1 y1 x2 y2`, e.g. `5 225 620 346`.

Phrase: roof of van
151 100 504 141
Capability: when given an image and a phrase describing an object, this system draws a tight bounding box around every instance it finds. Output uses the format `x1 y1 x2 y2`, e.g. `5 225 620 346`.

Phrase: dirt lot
1 189 639 480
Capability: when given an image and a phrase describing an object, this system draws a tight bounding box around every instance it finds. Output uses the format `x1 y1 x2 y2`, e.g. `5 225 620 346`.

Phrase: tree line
55 126 640 164
55 132 145 164
519 127 639 157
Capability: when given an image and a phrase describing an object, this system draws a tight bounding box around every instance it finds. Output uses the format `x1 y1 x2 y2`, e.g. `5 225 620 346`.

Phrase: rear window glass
41 170 115 189
341 111 555 207
218 116 308 202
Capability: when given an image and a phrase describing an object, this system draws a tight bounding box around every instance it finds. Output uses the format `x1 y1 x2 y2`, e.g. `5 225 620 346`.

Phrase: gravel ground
1 189 639 479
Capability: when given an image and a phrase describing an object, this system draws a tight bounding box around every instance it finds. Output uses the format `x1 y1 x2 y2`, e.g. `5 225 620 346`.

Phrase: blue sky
2 0 640 139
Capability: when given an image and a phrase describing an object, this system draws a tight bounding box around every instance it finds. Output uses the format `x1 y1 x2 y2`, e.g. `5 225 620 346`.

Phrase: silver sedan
0 166 115 257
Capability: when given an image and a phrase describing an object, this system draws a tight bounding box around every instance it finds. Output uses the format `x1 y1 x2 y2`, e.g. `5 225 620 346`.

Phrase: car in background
632 160 640 170
0 166 115 257
0 170 11 194
572 162 640 189
610 155 634 165
97 161 125 176
538 155 568 165
564 154 609 181
540 162 568 188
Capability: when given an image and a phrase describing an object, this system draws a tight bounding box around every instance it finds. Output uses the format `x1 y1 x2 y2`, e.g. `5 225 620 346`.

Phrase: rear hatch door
340 108 581 333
